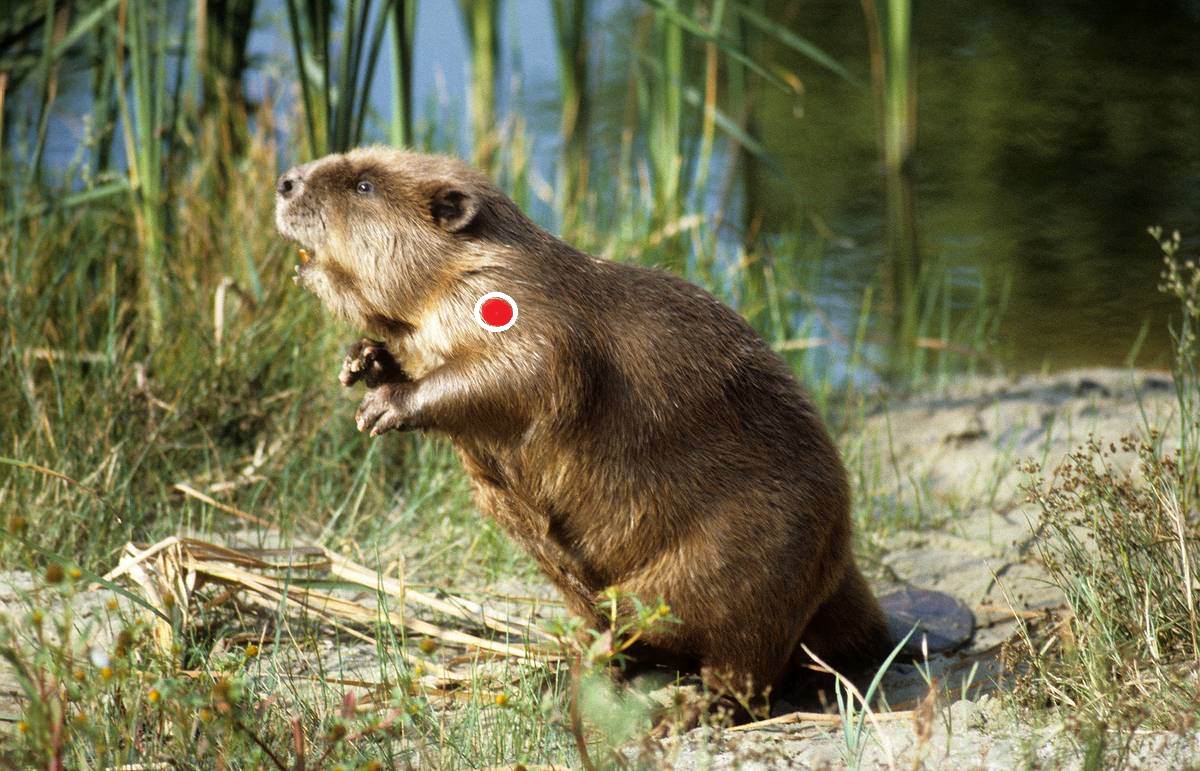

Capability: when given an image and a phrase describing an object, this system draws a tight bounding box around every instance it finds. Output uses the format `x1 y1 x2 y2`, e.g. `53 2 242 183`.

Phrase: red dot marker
474 292 518 332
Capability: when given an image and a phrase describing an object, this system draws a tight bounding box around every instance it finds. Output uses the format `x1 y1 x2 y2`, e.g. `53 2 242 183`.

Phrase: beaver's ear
430 187 480 233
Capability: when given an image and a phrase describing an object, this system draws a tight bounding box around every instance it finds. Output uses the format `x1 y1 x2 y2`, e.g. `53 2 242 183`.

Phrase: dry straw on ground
100 535 561 697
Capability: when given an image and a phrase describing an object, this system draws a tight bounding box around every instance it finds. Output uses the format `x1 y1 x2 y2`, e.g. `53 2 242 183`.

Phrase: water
750 0 1200 371
31 0 1200 372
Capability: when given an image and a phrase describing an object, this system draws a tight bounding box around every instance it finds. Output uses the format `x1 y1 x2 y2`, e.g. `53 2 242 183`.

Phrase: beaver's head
274 147 519 333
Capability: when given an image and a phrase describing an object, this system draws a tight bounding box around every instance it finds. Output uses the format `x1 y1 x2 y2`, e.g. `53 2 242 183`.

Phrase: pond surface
749 0 1200 371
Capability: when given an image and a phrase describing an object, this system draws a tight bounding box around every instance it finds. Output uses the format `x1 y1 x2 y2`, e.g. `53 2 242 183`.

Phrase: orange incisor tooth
299 248 310 264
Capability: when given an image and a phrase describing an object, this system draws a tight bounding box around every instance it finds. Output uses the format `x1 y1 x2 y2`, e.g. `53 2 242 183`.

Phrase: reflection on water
752 0 1200 370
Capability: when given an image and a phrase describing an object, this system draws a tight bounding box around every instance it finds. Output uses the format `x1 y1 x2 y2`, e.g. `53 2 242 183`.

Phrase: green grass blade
354 0 397 145
388 0 417 146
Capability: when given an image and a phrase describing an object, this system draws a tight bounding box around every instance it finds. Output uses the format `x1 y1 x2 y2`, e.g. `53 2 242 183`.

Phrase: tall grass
1014 232 1200 740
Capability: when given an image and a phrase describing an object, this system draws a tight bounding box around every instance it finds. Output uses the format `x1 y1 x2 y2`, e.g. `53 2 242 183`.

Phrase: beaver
275 146 894 714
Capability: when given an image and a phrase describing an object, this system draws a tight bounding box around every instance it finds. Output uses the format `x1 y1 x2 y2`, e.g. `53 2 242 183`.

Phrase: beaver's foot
339 338 409 388
355 382 415 436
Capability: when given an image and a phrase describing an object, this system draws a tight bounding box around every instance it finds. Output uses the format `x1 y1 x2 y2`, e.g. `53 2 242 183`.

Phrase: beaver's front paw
340 338 408 388
355 382 415 436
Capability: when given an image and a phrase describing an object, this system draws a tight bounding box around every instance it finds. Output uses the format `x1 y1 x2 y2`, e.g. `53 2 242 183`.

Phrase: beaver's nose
278 161 318 199
277 173 300 198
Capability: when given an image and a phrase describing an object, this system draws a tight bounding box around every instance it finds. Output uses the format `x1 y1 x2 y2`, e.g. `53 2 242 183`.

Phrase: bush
1014 230 1200 735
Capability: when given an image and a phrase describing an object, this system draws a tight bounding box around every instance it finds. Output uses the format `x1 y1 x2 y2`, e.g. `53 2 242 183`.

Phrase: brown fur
275 146 891 707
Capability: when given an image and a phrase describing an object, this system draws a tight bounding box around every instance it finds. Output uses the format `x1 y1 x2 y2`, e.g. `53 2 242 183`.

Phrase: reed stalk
861 0 918 381
649 0 684 225
87 8 120 174
388 0 417 147
551 0 590 237
284 0 395 157
0 72 7 181
284 0 329 157
727 0 769 332
883 0 914 174
198 0 256 159
25 1 62 188
459 0 499 170
116 0 171 340
690 0 725 215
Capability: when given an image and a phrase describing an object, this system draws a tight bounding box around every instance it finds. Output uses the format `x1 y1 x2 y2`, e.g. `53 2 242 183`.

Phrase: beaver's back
455 256 880 691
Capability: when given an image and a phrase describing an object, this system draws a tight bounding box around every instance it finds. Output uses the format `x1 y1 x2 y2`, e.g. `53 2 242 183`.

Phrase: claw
340 338 406 388
354 384 410 435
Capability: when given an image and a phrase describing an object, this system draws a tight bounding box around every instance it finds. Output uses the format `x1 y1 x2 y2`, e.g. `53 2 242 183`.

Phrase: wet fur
276 146 891 706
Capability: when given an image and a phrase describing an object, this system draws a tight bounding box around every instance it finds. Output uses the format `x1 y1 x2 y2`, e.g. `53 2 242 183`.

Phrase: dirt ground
1 368 1191 768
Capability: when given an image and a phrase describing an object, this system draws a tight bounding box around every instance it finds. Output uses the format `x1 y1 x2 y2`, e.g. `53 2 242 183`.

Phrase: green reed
116 0 176 341
550 0 590 237
459 0 500 170
283 0 397 158
388 0 417 146
859 0 920 379
646 0 685 232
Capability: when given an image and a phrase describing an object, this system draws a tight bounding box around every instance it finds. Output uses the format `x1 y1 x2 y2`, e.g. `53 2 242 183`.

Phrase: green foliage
543 590 682 762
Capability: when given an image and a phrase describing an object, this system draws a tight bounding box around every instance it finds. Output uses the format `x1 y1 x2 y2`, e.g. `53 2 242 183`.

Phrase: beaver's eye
355 180 374 195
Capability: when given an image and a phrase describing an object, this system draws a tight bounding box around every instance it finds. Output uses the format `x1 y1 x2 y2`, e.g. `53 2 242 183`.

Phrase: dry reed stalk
322 549 555 642
728 708 916 733
172 482 274 528
104 536 562 690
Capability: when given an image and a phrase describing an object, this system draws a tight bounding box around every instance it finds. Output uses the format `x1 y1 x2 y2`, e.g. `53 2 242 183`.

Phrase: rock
1075 377 1111 398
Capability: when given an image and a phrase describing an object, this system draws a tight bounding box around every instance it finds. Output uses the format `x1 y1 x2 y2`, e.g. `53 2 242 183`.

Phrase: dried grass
102 534 561 692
